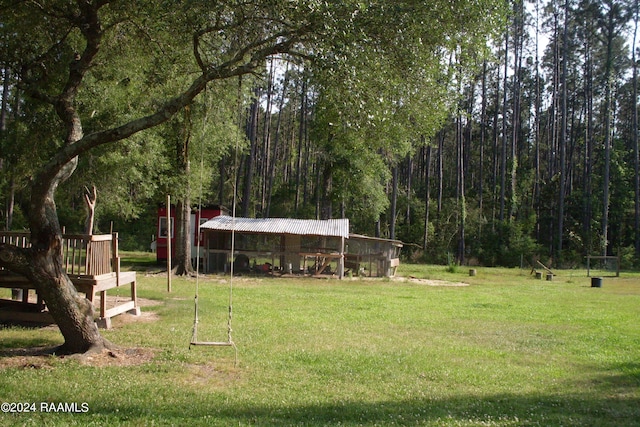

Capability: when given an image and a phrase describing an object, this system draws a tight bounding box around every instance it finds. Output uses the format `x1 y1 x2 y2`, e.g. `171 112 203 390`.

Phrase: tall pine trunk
456 113 466 264
242 89 260 217
265 63 290 218
0 67 8 173
390 163 398 240
602 6 616 257
510 0 524 221
423 143 432 251
260 59 274 215
633 0 640 256
534 0 542 243
557 0 569 263
583 25 594 255
295 79 308 214
479 61 487 240
499 26 509 222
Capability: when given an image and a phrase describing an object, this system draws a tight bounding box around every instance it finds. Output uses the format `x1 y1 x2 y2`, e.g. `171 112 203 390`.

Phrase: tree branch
55 1 104 143
38 26 313 184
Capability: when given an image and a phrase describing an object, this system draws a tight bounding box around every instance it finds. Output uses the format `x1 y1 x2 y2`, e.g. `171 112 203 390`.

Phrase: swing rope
189 78 243 366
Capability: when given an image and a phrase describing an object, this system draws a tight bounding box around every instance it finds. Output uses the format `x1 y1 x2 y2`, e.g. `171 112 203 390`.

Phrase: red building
156 205 226 263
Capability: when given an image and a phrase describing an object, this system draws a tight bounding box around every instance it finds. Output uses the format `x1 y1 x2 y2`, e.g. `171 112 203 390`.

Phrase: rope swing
189 78 244 367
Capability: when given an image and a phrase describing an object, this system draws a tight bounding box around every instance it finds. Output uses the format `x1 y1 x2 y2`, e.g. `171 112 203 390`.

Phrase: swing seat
190 341 235 346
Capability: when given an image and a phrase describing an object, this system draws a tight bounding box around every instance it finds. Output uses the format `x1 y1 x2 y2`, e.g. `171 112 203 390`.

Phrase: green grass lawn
0 263 638 426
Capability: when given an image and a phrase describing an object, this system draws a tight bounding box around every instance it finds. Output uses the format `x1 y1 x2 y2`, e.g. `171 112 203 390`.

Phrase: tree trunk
534 0 542 243
320 162 333 220
423 143 432 251
260 60 274 215
457 114 466 265
491 66 500 231
242 89 260 217
0 67 8 172
174 198 193 276
265 62 290 217
5 178 15 230
295 79 308 214
601 5 617 257
405 154 412 229
19 162 110 354
2 69 12 228
218 156 226 206
390 163 398 240
479 61 487 240
633 0 640 256
557 0 569 263
29 232 107 354
499 26 509 222
174 107 195 276
315 159 322 219
510 0 523 221
437 130 444 214
583 26 594 255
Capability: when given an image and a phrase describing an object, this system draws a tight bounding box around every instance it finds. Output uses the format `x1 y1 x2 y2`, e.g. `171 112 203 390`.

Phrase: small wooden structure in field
346 234 403 278
0 231 139 328
200 216 402 278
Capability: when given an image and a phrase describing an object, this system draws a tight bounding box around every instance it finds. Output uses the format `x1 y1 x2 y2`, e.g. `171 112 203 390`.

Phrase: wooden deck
0 232 139 328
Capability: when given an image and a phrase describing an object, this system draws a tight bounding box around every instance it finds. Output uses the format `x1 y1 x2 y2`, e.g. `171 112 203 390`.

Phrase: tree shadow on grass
0 334 61 353
87 392 639 426
85 364 640 426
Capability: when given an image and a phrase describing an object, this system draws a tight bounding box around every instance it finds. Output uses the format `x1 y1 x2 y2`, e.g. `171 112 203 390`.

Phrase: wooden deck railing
0 231 118 277
0 231 138 328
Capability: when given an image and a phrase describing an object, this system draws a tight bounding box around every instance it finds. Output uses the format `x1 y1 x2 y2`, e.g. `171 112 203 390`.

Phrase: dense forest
2 0 640 270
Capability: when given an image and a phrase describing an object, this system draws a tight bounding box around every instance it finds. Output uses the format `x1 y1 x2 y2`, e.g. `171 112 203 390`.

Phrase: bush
476 220 541 267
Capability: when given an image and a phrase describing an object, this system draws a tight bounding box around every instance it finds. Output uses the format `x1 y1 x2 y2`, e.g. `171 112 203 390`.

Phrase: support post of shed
339 236 345 279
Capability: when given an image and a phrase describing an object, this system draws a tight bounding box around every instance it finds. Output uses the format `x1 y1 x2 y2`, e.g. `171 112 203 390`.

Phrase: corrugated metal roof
201 216 350 239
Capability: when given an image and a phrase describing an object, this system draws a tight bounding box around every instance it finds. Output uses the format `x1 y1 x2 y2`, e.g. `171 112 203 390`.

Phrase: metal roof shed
200 216 349 278
200 216 349 238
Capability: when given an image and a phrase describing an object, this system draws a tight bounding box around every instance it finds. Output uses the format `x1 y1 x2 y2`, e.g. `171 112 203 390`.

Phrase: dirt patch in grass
112 309 160 325
183 362 242 387
392 276 470 287
78 347 156 367
0 346 156 369
108 296 161 326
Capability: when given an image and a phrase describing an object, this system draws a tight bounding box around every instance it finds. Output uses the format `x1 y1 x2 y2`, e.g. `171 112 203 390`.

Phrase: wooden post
167 195 172 293
339 236 345 280
112 232 120 287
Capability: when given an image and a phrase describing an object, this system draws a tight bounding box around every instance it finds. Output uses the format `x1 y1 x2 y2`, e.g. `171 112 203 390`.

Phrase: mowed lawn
0 263 638 426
